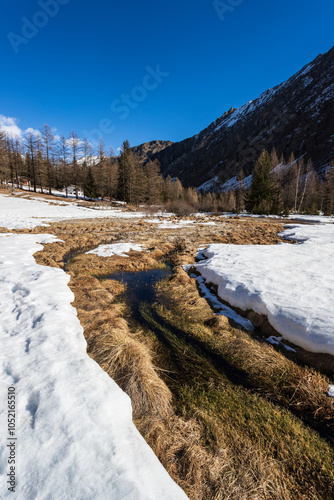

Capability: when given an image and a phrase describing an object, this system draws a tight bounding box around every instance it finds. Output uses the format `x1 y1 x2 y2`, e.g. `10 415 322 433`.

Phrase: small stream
62 250 334 445
101 265 173 321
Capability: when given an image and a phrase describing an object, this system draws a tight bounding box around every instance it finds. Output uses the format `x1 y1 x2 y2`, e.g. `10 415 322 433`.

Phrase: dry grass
136 413 291 500
90 326 172 419
70 273 172 420
140 301 334 500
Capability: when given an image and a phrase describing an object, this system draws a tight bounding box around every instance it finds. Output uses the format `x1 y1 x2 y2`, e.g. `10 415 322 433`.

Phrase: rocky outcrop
131 140 173 163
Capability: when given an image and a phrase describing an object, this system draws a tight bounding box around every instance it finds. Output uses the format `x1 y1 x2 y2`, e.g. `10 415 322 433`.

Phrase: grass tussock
209 323 333 421
90 326 172 419
70 274 172 420
136 413 291 500
139 302 334 500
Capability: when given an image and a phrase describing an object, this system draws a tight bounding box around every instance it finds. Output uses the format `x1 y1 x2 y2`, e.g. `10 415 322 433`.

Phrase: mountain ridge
146 46 334 189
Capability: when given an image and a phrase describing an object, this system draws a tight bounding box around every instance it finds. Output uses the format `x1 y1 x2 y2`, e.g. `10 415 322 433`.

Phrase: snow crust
0 233 187 499
192 224 334 356
87 242 145 257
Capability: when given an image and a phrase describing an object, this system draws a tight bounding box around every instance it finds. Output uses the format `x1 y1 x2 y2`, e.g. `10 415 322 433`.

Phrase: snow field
0 194 146 230
192 224 334 357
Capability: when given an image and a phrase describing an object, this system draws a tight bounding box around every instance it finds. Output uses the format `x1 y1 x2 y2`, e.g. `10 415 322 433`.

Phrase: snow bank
0 234 187 499
192 224 334 356
0 194 144 229
190 273 254 330
288 214 334 223
87 242 145 257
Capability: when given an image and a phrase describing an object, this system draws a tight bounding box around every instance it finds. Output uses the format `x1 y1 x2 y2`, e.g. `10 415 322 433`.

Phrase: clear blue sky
0 0 333 152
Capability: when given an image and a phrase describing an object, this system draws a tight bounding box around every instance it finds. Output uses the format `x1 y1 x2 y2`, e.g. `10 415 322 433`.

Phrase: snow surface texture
192 224 334 356
87 242 145 257
0 234 187 500
0 194 145 229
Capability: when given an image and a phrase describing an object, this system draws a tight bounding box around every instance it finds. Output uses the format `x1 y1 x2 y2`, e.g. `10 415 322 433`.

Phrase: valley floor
0 189 334 499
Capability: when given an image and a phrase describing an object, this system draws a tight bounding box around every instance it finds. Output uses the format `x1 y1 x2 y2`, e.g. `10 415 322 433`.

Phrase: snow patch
0 233 187 499
87 242 146 257
0 194 146 229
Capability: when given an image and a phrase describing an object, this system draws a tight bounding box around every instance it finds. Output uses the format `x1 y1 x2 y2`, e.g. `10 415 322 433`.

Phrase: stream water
104 265 172 321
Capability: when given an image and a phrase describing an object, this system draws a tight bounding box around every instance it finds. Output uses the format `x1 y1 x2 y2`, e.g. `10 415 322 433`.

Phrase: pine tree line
0 129 190 205
0 127 333 215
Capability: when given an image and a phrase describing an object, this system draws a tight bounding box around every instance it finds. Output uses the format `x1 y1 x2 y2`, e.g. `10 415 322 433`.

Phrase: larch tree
25 132 38 192
58 135 69 197
0 132 9 184
117 140 138 203
68 131 82 198
96 138 108 199
145 160 163 205
41 124 55 195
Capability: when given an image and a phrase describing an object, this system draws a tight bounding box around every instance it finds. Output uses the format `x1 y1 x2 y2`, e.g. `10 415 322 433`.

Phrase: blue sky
0 0 333 152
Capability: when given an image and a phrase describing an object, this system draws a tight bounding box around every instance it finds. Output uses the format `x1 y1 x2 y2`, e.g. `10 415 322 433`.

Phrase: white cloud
0 115 22 138
0 116 41 140
25 127 41 138
0 115 82 146
66 137 84 148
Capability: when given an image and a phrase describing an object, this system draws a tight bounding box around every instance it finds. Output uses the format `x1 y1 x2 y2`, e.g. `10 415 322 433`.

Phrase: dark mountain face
131 140 173 163
151 46 334 190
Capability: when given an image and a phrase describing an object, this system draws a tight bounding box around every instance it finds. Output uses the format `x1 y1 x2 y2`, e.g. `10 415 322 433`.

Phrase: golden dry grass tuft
90 326 172 419
136 408 292 500
69 273 172 420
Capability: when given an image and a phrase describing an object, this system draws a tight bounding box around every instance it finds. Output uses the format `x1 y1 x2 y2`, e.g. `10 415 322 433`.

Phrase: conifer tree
58 135 70 197
245 150 279 214
0 132 9 184
25 132 38 192
84 166 98 200
145 160 163 205
68 131 82 198
117 140 138 203
105 153 119 200
323 163 334 215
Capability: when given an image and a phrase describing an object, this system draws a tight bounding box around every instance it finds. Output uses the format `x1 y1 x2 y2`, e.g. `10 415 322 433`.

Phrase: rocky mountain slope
151 46 334 190
131 140 173 162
